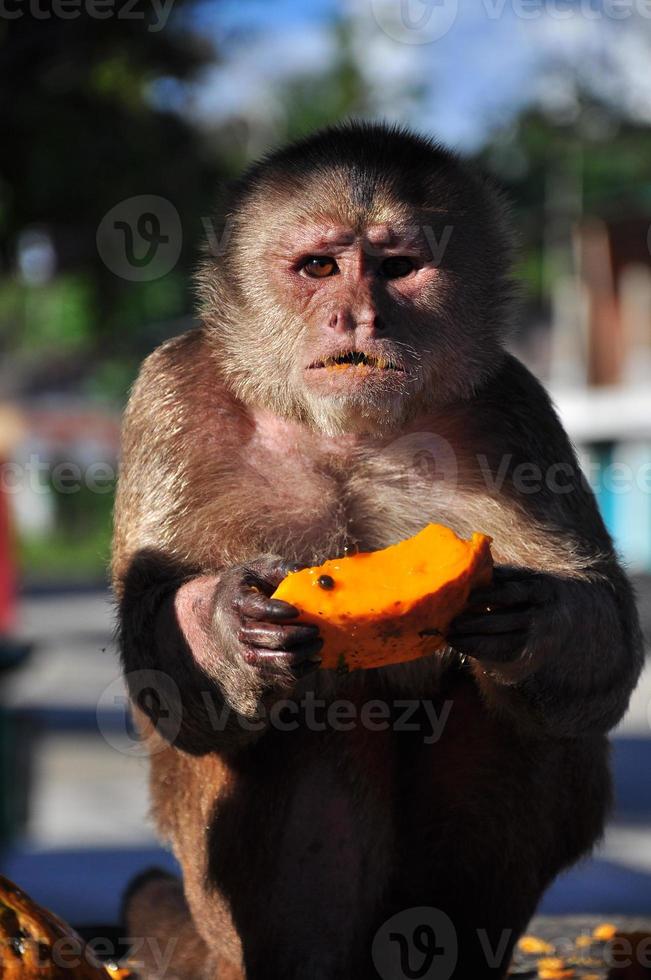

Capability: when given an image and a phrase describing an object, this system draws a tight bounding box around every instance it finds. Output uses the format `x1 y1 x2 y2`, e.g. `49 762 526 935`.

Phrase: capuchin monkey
112 123 643 979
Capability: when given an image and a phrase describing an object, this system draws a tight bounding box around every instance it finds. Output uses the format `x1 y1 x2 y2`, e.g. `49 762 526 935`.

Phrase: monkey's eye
301 256 339 278
380 256 415 279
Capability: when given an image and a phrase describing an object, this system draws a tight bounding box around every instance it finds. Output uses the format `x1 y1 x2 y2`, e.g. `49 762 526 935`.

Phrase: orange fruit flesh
271 523 493 672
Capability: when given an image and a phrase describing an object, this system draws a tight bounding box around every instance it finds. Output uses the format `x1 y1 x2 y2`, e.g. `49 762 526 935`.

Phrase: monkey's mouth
308 351 404 372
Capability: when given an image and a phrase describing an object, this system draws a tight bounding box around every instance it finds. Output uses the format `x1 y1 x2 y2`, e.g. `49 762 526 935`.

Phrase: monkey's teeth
314 352 399 371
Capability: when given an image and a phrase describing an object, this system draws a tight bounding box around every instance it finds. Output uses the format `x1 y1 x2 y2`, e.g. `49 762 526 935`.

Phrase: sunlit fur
113 122 642 980
197 122 516 436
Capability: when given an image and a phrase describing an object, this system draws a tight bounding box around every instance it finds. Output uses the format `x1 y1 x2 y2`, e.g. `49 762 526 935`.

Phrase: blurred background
1 0 651 930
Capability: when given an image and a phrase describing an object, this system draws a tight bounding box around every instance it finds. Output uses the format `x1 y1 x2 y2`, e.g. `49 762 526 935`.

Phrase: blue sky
169 0 651 151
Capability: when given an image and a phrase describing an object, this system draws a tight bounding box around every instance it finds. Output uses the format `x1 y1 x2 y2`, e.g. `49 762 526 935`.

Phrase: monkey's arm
112 331 320 754
450 356 644 737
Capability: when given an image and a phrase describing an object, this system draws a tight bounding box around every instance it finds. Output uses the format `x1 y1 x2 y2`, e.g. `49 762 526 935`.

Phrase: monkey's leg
121 870 243 980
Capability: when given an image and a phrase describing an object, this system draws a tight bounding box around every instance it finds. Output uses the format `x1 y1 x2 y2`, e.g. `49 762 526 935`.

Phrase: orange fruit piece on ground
0 873 136 979
592 923 618 941
538 970 575 980
519 936 555 955
272 523 493 672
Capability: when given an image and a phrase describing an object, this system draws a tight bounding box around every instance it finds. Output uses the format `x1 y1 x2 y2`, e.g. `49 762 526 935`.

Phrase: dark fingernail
266 600 299 617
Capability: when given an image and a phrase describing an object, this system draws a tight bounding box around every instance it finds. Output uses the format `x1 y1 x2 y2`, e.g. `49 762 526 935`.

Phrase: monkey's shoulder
480 353 558 418
126 328 249 440
468 354 615 548
475 353 573 460
134 327 228 400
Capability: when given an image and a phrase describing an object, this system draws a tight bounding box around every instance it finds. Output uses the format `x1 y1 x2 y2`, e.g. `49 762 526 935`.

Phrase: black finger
243 639 323 668
287 638 323 663
448 610 532 636
234 590 299 622
239 622 320 650
449 630 528 662
268 643 324 678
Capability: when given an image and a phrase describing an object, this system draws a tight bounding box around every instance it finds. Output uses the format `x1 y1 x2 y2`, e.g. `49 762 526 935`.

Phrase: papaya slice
272 523 493 671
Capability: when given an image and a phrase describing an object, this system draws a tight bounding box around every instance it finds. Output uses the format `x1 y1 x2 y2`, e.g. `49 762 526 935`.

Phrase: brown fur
112 124 642 979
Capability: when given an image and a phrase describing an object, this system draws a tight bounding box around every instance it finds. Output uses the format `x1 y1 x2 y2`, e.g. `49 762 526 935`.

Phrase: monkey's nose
328 309 355 333
327 309 384 335
356 313 384 335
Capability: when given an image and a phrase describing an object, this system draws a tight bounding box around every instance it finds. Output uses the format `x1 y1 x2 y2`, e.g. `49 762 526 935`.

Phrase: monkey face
279 220 438 406
198 124 515 436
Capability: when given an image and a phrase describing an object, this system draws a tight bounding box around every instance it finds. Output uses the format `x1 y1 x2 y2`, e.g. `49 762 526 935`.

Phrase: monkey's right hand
173 557 323 720
213 557 323 678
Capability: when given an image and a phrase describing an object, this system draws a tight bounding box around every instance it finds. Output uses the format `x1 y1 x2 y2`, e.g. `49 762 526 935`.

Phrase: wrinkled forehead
236 168 397 244
232 164 463 257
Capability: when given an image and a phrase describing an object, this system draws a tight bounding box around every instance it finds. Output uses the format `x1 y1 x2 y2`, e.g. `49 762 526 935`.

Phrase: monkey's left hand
448 566 555 677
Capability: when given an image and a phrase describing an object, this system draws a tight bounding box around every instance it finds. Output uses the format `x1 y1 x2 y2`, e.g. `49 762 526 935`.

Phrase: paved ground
1 587 650 925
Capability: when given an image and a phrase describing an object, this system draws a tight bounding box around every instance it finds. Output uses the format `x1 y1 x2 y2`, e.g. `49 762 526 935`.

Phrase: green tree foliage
0 2 226 393
476 94 651 305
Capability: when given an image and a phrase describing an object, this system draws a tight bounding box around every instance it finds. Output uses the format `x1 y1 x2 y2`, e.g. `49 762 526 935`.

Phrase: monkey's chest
240 446 457 564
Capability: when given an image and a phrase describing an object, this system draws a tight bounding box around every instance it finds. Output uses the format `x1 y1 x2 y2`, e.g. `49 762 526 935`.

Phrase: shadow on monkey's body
122 652 609 980
113 123 639 980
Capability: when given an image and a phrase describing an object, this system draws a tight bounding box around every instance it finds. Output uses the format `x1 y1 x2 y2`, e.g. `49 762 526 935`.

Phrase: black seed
317 574 335 590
